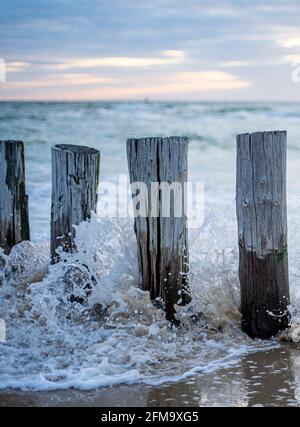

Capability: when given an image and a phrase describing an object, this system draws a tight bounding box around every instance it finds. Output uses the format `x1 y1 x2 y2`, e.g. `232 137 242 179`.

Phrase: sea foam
0 210 285 391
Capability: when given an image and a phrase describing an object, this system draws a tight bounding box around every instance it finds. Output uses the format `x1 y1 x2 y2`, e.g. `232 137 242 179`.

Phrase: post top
237 130 287 139
0 140 23 145
52 144 100 155
127 136 189 144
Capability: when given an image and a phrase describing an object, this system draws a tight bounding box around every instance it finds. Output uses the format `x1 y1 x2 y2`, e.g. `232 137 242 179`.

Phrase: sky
1 0 300 101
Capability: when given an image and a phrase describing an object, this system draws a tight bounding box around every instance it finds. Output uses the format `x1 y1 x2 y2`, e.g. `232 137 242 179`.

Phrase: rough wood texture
127 137 190 322
51 144 100 263
236 131 290 338
0 140 30 254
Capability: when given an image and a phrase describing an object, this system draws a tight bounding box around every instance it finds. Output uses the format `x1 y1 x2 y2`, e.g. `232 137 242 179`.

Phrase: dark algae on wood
127 137 190 323
51 144 100 263
236 131 290 338
0 140 30 254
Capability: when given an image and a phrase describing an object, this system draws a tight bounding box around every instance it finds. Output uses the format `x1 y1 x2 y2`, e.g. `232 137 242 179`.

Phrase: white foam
1 102 300 391
0 211 291 392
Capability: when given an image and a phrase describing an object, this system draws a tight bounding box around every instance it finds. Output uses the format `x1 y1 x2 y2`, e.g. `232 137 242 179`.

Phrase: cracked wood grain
236 131 290 338
127 137 190 322
0 140 30 254
51 144 100 263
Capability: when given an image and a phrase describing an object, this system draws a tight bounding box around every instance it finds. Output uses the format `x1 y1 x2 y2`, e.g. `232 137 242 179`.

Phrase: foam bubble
0 210 285 391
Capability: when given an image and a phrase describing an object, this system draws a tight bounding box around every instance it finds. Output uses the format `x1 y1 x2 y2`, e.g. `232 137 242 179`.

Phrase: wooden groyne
0 140 30 254
51 144 100 263
0 132 291 338
127 137 190 322
236 131 290 338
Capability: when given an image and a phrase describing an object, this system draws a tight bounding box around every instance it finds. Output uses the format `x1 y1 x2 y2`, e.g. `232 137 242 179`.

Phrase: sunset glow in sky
1 0 300 100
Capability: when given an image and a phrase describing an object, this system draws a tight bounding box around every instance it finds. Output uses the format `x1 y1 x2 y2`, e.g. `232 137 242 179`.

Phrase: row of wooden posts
0 131 290 339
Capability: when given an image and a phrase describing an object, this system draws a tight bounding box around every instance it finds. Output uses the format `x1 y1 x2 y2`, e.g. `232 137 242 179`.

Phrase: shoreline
1 344 299 407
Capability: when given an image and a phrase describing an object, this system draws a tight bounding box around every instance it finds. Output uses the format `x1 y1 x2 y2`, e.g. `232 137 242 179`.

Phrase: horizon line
0 98 300 103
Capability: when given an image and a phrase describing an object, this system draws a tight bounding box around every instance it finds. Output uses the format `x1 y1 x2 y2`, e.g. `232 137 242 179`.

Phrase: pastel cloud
277 33 300 48
6 62 30 72
45 51 185 70
1 70 250 100
3 73 114 88
1 0 300 100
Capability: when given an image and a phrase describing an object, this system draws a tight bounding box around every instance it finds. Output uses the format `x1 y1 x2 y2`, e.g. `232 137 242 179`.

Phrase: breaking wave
0 209 286 391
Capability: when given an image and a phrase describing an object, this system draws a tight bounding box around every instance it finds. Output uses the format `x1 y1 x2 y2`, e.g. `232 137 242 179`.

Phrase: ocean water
0 101 300 392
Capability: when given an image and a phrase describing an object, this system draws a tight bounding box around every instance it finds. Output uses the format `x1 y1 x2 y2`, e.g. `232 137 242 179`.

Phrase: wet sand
1 344 299 407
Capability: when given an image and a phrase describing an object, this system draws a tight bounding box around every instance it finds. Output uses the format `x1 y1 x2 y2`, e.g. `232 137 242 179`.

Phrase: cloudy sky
1 0 300 100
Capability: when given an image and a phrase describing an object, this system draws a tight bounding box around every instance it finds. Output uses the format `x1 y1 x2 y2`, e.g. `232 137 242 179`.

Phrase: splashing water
0 211 283 391
1 101 300 391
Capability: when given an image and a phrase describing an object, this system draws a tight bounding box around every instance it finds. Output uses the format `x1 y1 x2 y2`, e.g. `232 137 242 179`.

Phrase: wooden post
51 144 100 263
0 140 30 254
127 137 190 322
236 131 290 338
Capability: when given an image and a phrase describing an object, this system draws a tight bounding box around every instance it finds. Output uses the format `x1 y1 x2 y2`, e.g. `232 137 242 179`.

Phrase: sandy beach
1 343 299 407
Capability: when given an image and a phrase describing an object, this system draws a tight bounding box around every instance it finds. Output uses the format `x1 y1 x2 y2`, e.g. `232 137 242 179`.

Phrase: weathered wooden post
0 140 30 254
236 131 290 338
127 137 190 322
51 144 100 263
